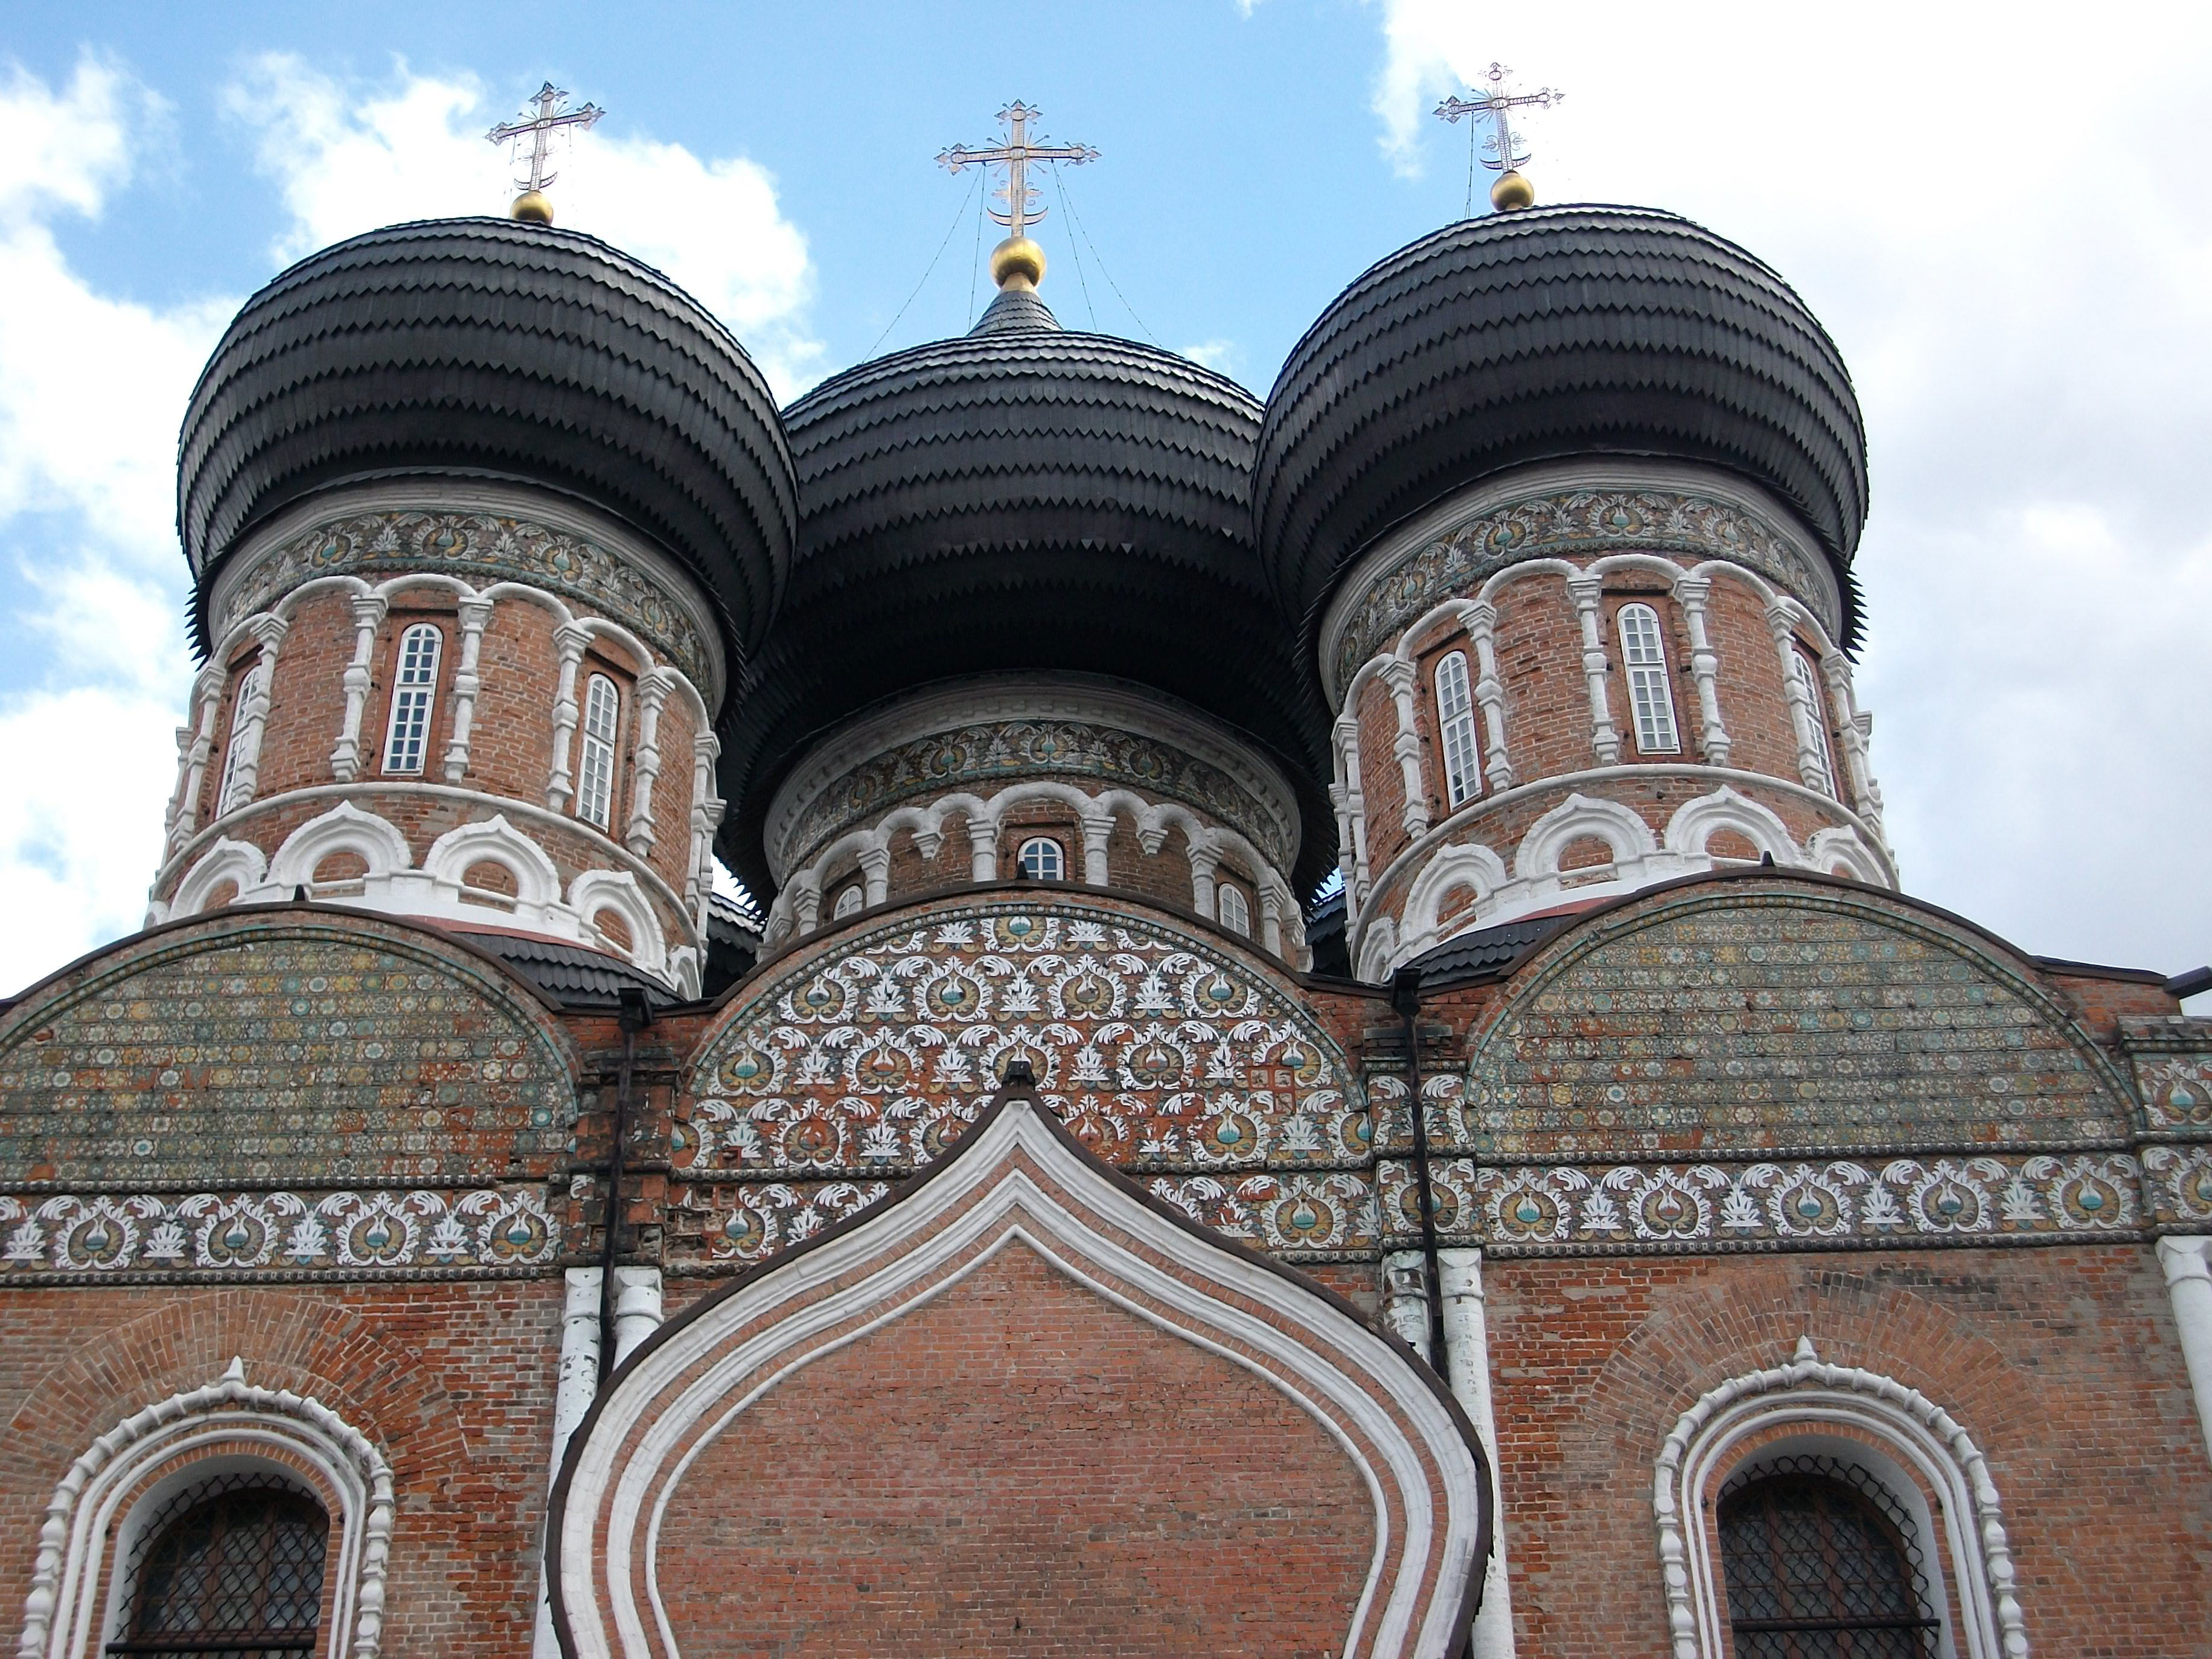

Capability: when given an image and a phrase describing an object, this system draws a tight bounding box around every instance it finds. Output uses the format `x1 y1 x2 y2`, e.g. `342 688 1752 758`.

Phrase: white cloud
1179 337 1239 373
224 54 820 392
1367 1 2212 981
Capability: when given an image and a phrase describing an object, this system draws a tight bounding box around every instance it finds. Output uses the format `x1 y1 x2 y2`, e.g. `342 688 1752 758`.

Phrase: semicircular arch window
115 1472 328 1657
1717 1456 1939 1657
1017 836 1065 882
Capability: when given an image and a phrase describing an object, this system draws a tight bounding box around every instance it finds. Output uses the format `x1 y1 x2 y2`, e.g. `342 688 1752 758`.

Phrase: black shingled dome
179 217 797 673
717 292 1333 902
1255 205 1870 646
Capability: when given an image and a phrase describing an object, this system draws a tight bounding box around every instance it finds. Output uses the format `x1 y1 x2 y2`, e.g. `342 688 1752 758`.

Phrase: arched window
381 622 442 775
577 673 621 830
832 882 864 919
1718 1457 1940 1658
1016 836 1064 881
1616 603 1681 754
120 1472 328 1656
215 660 268 814
1791 649 1838 796
1434 650 1482 808
1218 882 1251 936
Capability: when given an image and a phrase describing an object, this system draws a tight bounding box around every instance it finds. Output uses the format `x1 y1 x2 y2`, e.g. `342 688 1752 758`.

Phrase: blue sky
1 1 2207 999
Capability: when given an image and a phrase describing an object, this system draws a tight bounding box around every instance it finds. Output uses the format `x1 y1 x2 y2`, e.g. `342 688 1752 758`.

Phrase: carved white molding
440 595 494 782
1653 1337 2027 1659
266 802 412 892
2156 1235 2212 1465
16 1358 394 1659
1565 575 1623 767
330 594 389 784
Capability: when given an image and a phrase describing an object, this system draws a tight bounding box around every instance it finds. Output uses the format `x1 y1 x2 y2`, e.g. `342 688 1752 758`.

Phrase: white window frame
577 673 621 830
380 623 443 776
1616 603 1681 755
1433 650 1482 808
1791 648 1838 796
831 883 864 919
1016 836 1065 881
1217 882 1251 936
216 659 269 814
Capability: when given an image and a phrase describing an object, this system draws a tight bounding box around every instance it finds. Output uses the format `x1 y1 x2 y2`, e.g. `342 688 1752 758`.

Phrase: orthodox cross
487 82 605 198
937 102 1098 242
1435 63 1562 178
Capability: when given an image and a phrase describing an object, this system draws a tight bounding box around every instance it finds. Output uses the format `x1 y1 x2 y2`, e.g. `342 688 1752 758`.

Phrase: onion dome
1255 204 1869 643
178 217 796 670
717 289 1333 900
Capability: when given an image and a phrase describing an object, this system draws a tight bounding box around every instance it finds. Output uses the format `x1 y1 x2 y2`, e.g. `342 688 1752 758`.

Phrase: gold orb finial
510 189 555 225
1490 170 1535 213
990 235 1046 290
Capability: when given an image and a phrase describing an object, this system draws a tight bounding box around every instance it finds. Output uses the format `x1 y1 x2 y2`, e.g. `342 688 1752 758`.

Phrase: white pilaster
685 728 721 930
546 623 592 810
968 816 999 882
2158 1235 2212 1465
223 615 291 811
623 672 671 857
441 595 493 782
331 593 388 783
1333 711 1371 921
1463 600 1516 791
1565 575 1623 766
1188 842 1221 920
532 1267 604 1659
169 663 225 850
1079 811 1114 887
1380 658 1431 839
612 1265 664 1366
1381 1249 1430 1356
1820 650 1885 839
1440 1248 1517 1659
858 844 891 908
1673 577 1733 767
1766 602 1829 793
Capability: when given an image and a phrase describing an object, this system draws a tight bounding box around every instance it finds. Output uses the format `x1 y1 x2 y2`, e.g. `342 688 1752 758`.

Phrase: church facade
1 162 2208 1659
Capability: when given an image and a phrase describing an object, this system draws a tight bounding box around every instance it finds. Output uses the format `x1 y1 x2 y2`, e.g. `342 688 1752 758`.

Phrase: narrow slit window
1218 883 1251 936
1017 836 1064 881
1434 650 1482 807
1616 603 1681 754
381 624 442 775
577 673 620 829
1791 649 1838 796
215 660 267 814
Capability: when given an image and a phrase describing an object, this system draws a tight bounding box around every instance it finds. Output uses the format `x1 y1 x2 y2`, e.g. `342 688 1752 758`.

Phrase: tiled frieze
2118 1016 2212 1133
0 918 577 1184
2141 1143 2212 1225
1375 1151 2146 1252
1459 886 2132 1159
0 1184 556 1277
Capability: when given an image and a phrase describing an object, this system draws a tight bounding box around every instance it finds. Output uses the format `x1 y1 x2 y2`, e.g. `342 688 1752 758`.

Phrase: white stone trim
553 1099 1486 1659
1652 1337 2027 1659
1660 786 1797 865
161 837 266 921
16 1358 394 1659
2156 1235 2212 1464
266 802 412 891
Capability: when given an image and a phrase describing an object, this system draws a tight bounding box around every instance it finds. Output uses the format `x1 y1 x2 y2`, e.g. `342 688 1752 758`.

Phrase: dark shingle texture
178 217 796 668
449 930 686 1011
1255 205 1868 645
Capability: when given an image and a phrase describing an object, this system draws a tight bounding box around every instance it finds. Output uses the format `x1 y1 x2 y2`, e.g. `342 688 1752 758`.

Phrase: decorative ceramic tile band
0 1186 557 1276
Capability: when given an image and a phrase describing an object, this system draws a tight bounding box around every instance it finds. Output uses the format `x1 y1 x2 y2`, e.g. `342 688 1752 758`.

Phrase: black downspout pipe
1391 965 1449 1375
597 986 653 1384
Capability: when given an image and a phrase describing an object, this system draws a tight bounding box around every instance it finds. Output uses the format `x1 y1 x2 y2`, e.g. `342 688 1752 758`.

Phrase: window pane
125 1475 327 1656
382 625 441 775
1793 651 1838 796
1017 837 1064 881
1218 884 1250 935
578 674 619 828
1718 1464 1938 1659
1434 651 1482 807
832 884 863 918
1616 605 1680 753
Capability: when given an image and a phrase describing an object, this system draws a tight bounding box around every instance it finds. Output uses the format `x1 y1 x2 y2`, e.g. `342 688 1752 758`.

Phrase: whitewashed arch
1398 842 1513 960
1513 793 1659 881
169 837 268 917
269 802 415 890
16 1358 394 1659
1809 825 1888 883
1654 1337 2027 1659
570 869 669 974
1661 787 1801 866
424 816 562 909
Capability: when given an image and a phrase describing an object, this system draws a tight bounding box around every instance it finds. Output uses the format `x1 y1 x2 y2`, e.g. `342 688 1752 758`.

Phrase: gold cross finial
487 82 604 224
938 101 1098 290
1436 64 1562 213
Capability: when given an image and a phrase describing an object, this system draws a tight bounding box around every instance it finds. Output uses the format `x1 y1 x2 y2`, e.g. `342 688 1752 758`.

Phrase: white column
330 593 388 783
1380 659 1430 839
1188 842 1221 920
441 595 493 782
858 843 891 907
1334 711 1371 921
612 1264 664 1366
1820 650 1885 835
622 672 671 857
1381 1249 1431 1357
223 615 290 810
546 624 592 810
968 816 999 882
1079 811 1114 887
168 662 225 849
685 728 721 929
1463 601 1516 791
1258 883 1284 956
1565 575 1623 766
1440 1248 1518 1659
2158 1235 2212 1465
1673 577 1733 767
1766 602 1829 791
532 1267 604 1659
792 875 823 935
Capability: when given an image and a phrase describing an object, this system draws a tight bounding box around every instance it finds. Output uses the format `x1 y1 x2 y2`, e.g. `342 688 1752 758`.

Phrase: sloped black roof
1255 205 1869 647
178 217 796 671
715 295 1334 900
449 930 688 1011
1403 913 1573 988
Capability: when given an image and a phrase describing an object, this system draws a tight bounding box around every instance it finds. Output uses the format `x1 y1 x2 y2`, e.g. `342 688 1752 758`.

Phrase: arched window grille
1016 836 1064 881
1434 650 1482 807
832 882 864 919
1616 603 1681 754
1717 1456 1940 1658
1791 649 1838 796
215 660 267 814
112 1471 327 1657
1217 883 1251 936
577 673 621 830
381 622 443 775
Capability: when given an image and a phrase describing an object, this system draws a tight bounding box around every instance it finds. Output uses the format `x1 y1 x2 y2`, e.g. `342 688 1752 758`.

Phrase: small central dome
717 298 1332 900
1255 203 1870 644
